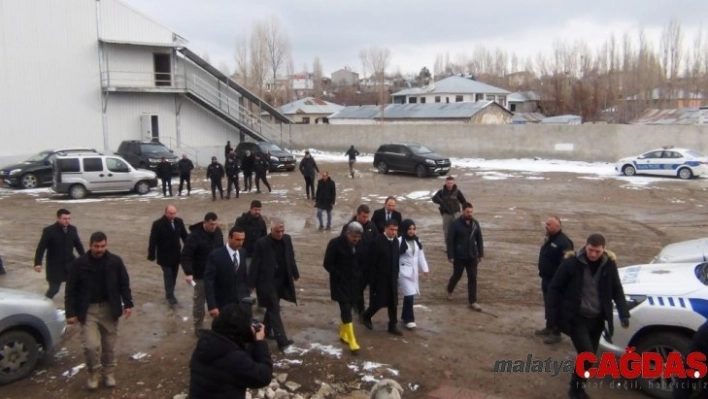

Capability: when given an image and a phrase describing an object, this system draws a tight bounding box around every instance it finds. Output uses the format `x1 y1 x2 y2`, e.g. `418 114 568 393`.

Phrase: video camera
240 296 262 333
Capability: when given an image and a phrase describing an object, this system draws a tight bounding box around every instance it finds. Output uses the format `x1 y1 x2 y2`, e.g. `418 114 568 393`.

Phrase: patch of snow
361 375 379 383
130 352 150 361
53 347 70 360
62 363 85 379
347 363 360 372
412 304 431 312
362 361 389 371
274 359 303 367
386 368 399 376
525 176 547 180
405 190 431 200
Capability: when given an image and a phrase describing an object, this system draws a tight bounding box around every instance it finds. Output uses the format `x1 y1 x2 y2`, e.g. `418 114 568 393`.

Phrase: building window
498 96 507 107
475 94 484 102
510 103 517 112
301 117 310 124
435 96 440 103
486 94 495 101
446 97 450 103
420 97 426 104
409 97 417 104
455 95 463 102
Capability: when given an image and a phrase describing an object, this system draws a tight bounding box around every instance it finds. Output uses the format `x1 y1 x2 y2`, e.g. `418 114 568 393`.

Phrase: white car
615 148 708 179
599 262 708 399
651 237 708 264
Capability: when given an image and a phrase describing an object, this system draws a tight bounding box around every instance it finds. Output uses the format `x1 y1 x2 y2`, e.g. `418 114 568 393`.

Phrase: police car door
663 150 685 176
634 150 663 176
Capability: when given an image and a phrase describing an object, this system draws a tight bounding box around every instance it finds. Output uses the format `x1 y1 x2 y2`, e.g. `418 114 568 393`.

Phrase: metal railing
100 71 184 89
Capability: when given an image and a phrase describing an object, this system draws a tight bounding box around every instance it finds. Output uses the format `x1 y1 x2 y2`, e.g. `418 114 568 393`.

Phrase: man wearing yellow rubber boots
323 221 364 353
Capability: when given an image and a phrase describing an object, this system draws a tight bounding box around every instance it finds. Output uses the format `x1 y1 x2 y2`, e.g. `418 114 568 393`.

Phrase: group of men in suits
147 201 299 351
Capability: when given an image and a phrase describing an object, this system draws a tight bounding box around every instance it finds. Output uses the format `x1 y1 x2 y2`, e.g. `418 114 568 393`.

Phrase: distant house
264 97 344 124
625 88 705 109
390 76 510 108
630 108 708 125
505 71 536 88
331 67 360 86
541 115 582 125
328 101 512 125
511 112 546 124
507 91 541 113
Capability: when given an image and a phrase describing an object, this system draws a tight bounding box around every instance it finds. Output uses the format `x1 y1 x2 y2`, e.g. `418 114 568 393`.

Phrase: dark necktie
171 221 175 231
233 253 239 273
386 212 390 221
63 226 68 234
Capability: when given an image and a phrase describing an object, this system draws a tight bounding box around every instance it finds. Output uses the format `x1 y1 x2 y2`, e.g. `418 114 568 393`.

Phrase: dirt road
1 159 706 398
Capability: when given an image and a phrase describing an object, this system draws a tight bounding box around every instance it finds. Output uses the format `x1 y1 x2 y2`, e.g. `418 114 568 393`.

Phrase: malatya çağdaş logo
576 347 707 380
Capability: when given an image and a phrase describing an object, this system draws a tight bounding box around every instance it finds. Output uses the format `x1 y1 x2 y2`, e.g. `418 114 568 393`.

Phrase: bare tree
233 35 250 87
360 47 391 104
313 56 323 99
260 15 292 106
249 21 269 98
433 54 444 79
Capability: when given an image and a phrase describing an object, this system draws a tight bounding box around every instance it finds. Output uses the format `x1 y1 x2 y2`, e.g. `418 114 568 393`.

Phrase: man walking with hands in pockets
446 203 484 311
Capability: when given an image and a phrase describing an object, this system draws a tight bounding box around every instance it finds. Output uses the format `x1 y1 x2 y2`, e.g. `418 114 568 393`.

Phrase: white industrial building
0 0 292 165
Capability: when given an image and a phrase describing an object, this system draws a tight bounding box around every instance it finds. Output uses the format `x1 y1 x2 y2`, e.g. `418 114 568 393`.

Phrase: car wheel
0 330 41 385
20 174 39 189
634 332 693 399
377 161 389 174
415 164 428 178
135 181 150 195
622 165 636 176
677 167 693 180
68 184 87 200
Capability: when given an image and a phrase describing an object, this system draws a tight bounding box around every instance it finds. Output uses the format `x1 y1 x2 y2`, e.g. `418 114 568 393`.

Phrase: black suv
0 148 97 189
373 143 451 177
116 140 178 174
235 141 296 172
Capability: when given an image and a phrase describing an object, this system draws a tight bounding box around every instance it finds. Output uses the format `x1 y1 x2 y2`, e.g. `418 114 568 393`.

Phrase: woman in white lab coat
397 219 429 329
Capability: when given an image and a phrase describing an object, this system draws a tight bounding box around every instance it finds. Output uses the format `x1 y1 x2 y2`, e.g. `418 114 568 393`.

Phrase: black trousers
363 289 397 328
161 177 172 196
161 264 179 299
541 276 561 335
354 283 368 315
243 172 252 191
226 176 240 198
255 173 271 192
338 301 354 324
210 179 223 199
263 291 289 345
304 176 315 198
178 173 191 194
46 281 62 299
569 315 605 392
447 258 478 304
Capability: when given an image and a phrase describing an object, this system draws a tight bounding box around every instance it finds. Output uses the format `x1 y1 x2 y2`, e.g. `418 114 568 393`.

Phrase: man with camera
189 303 272 399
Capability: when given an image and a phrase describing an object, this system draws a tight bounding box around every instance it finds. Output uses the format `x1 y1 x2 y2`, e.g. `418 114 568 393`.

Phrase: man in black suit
204 226 250 317
361 219 403 336
249 218 300 351
148 205 188 305
34 208 85 299
371 196 402 234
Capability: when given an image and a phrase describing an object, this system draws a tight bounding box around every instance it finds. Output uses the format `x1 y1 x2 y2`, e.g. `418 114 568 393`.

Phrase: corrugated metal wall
99 0 175 45
0 0 103 157
104 44 171 87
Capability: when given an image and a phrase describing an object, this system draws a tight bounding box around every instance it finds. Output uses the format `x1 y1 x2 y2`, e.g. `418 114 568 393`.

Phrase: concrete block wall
285 124 708 163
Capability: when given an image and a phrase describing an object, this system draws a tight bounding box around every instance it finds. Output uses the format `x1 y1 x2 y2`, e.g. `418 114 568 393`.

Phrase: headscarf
399 219 422 254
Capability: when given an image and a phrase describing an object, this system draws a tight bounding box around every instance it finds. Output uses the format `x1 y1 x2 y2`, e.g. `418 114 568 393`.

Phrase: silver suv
0 288 66 385
52 153 158 199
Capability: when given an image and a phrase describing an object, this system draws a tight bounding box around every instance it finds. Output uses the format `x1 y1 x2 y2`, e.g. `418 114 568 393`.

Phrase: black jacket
371 208 403 234
315 178 336 210
181 222 224 279
34 223 85 283
341 218 378 276
148 216 188 267
189 331 272 399
323 235 363 303
299 156 319 178
546 248 630 339
234 212 267 258
178 158 194 175
249 234 300 308
446 216 484 260
367 234 400 308
241 154 254 174
345 147 359 160
225 159 240 178
538 230 574 278
432 184 467 215
157 161 173 180
65 251 134 323
206 163 224 181
253 157 269 175
204 247 250 311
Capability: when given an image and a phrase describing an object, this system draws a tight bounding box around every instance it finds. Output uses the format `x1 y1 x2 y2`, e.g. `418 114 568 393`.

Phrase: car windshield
140 143 170 154
25 151 52 162
696 262 708 286
685 150 705 158
259 143 283 152
408 144 433 154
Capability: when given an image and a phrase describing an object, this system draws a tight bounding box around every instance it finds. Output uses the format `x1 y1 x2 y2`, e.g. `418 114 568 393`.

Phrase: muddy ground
1 159 707 399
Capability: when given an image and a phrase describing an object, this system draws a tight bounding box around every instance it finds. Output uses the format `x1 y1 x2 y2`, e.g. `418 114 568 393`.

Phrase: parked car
52 152 158 199
373 143 451 177
615 147 708 179
234 141 296 172
651 237 708 264
599 261 708 399
115 140 178 174
0 288 66 385
0 148 98 189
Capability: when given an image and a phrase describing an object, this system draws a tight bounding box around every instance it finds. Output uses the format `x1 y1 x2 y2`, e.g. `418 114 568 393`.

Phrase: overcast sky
124 0 707 77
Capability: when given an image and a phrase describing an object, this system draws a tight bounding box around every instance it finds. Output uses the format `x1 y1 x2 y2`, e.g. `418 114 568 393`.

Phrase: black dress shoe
362 316 373 330
167 297 178 305
387 326 403 336
278 339 294 351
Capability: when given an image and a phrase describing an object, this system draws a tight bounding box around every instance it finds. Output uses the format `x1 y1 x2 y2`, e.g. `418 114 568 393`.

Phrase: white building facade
0 0 290 164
